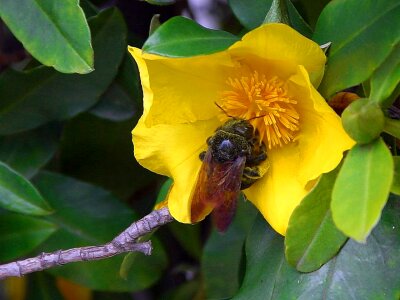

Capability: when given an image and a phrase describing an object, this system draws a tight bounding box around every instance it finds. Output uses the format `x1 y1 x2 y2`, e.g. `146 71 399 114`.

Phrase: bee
190 118 268 232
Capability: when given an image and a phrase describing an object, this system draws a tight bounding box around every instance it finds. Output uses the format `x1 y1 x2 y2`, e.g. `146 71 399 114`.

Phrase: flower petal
243 144 310 235
128 46 234 126
228 23 326 86
244 66 354 235
133 115 221 222
288 66 355 185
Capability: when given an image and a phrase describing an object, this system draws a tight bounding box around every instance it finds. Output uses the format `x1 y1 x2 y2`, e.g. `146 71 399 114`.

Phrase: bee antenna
247 114 266 121
215 102 235 118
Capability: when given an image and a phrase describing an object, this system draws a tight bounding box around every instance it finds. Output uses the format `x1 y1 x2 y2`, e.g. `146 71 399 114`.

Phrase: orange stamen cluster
220 71 299 149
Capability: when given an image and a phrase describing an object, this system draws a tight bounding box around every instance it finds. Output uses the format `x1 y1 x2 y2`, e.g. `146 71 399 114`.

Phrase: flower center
219 70 300 149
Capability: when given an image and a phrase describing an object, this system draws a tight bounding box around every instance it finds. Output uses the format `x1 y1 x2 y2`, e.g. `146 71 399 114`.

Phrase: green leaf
233 199 400 299
392 157 400 195
142 16 239 57
202 198 258 299
0 213 57 261
0 8 127 135
0 0 93 74
33 172 167 291
313 0 400 97
285 168 347 272
0 125 60 178
90 54 139 122
228 0 273 29
370 43 400 105
89 82 136 122
60 114 158 199
332 138 394 241
0 162 52 215
228 0 312 38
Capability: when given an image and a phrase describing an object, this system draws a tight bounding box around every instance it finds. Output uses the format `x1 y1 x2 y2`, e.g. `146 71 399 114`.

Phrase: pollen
219 70 300 149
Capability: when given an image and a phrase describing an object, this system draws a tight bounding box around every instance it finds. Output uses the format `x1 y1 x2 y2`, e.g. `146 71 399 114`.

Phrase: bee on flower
129 23 354 235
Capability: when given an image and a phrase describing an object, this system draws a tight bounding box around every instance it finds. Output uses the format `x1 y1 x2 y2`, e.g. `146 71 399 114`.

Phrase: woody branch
0 207 173 280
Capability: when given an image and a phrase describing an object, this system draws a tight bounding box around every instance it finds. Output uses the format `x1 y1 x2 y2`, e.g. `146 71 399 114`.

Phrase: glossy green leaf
202 198 257 299
0 125 60 178
33 172 167 291
392 157 400 195
229 0 273 29
285 169 347 272
89 82 136 121
370 43 400 105
313 0 400 97
234 198 400 299
142 16 239 57
27 273 64 300
332 138 394 241
0 0 93 74
228 0 312 37
90 54 139 122
0 8 126 135
60 114 158 199
0 162 52 215
0 213 57 261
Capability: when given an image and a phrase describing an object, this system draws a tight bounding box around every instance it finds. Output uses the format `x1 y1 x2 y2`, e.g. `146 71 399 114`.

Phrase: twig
0 207 173 280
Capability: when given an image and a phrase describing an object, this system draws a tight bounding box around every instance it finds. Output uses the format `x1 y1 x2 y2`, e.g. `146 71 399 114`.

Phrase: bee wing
190 150 217 224
211 155 246 232
190 150 246 232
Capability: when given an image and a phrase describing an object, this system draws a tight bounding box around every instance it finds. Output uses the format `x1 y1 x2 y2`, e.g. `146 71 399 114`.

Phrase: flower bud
341 99 384 144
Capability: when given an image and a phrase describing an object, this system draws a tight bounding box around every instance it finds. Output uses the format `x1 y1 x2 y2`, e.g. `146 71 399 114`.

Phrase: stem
0 207 173 280
383 118 400 139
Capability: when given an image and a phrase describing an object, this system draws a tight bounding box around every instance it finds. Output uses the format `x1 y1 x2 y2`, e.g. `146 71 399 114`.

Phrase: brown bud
329 92 360 116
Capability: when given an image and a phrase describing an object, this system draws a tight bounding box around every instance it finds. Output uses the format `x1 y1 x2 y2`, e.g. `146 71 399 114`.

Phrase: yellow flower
129 23 354 235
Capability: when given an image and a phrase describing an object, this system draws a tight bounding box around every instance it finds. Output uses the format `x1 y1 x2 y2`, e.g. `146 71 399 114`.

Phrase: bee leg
241 166 262 189
247 151 267 164
199 151 207 161
247 143 267 164
250 152 267 164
